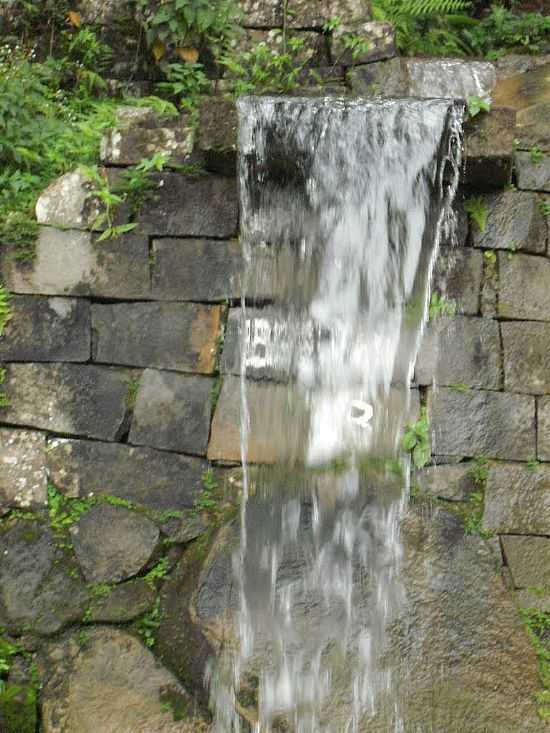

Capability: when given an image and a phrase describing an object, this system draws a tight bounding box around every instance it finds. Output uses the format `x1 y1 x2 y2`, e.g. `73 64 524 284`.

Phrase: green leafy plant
527 458 541 473
0 632 20 694
0 368 9 408
402 407 431 469
449 383 470 392
47 483 94 531
539 200 550 218
145 557 170 587
469 455 489 487
530 146 545 165
467 95 491 118
463 6 550 59
194 468 218 511
464 196 489 232
126 376 141 408
429 293 456 319
0 286 12 337
520 608 550 720
156 62 211 118
136 597 163 648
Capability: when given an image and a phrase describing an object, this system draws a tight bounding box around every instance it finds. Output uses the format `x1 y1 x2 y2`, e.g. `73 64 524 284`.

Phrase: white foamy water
209 96 463 733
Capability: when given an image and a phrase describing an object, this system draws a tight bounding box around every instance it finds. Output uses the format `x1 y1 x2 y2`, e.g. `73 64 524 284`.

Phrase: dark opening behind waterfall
208 96 464 733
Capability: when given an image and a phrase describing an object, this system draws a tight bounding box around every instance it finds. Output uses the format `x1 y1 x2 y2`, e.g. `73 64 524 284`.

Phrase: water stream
209 96 463 732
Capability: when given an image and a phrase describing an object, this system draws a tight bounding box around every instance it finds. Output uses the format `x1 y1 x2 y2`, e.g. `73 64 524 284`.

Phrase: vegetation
0 368 9 409
464 196 489 232
402 407 431 469
466 95 491 118
136 597 163 648
429 292 456 319
0 287 12 337
520 608 550 720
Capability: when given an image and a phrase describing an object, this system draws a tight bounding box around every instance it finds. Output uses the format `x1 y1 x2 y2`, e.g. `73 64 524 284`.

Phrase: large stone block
331 21 395 66
239 0 283 26
0 429 47 510
537 396 550 461
151 238 241 302
92 302 223 374
415 316 501 389
129 369 214 456
463 107 515 189
0 364 130 440
516 103 550 151
415 462 476 501
346 57 406 97
470 191 546 254
484 462 550 534
502 321 550 394
428 388 535 461
515 151 550 192
228 28 329 67
35 169 101 230
197 97 238 175
406 58 496 100
46 438 205 511
433 246 482 316
2 227 150 299
288 0 332 28
498 252 550 322
0 295 90 362
501 535 550 589
101 120 194 166
136 172 238 238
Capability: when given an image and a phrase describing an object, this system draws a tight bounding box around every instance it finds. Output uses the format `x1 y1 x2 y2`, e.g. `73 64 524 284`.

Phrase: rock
92 302 223 374
463 107 515 189
86 578 157 623
161 513 208 544
470 191 546 254
0 429 47 510
40 627 209 733
2 227 150 299
495 54 550 81
151 238 241 302
498 252 550 322
228 29 329 67
35 170 102 230
46 438 205 512
537 396 550 461
415 316 501 389
101 121 194 166
197 97 238 175
346 57 407 97
0 521 87 635
288 0 332 28
221 307 280 379
428 387 535 461
515 151 550 192
0 295 90 362
502 321 550 394
501 535 550 589
515 589 550 613
406 58 496 100
331 21 395 66
238 0 283 26
516 102 550 151
328 0 369 22
484 462 550 534
433 246 483 316
415 462 476 501
129 369 214 456
0 364 130 441
136 172 238 238
70 504 159 584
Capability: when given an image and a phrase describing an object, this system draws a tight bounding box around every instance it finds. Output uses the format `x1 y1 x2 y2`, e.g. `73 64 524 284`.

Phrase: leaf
402 430 418 451
175 47 199 63
152 39 166 62
68 10 81 28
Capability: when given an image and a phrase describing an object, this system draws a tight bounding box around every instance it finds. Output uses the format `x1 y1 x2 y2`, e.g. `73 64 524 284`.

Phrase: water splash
209 96 463 733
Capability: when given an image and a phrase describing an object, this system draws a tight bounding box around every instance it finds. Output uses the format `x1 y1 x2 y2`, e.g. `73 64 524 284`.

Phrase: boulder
46 438 205 512
415 462 476 501
287 0 332 28
39 627 209 733
502 321 550 394
101 121 194 166
331 21 395 66
537 395 550 461
470 191 546 254
70 504 159 584
346 57 407 97
35 170 102 231
0 429 47 510
484 462 550 535
129 369 214 456
498 252 550 322
238 0 283 26
428 387 535 461
0 364 130 441
433 246 483 316
0 295 90 362
85 578 157 623
91 302 223 374
501 535 550 589
515 151 550 192
151 238 241 302
0 521 87 635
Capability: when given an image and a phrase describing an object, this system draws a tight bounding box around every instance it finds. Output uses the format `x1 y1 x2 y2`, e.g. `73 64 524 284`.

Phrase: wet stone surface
501 535 550 589
484 462 550 535
471 191 546 254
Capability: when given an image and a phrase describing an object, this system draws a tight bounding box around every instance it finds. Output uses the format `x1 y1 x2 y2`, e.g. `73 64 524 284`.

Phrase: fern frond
402 0 470 16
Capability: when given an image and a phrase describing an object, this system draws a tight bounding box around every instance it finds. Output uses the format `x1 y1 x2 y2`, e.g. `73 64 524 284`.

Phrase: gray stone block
463 107 515 189
92 302 223 374
228 29 329 68
0 429 47 510
35 169 102 230
538 396 550 461
332 21 395 66
129 369 214 456
136 172 238 238
415 316 501 389
197 98 238 175
0 363 130 440
433 246 482 316
3 227 150 299
86 578 156 623
502 321 550 394
47 437 205 511
498 252 550 321
428 387 535 461
501 535 550 589
514 589 550 613
484 462 550 534
415 462 476 501
0 295 90 362
238 0 283 26
346 57 407 97
471 191 546 254
515 151 550 192
288 0 332 27
151 238 241 302
71 504 159 584
100 122 194 166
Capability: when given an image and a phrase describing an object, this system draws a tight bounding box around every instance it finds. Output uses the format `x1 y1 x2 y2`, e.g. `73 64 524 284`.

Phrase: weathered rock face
85 578 156 623
484 462 550 535
433 246 482 316
40 627 209 733
332 21 395 66
195 510 543 732
498 253 550 321
502 321 550 394
0 429 47 510
46 439 205 512
463 107 515 188
0 521 88 635
471 191 546 253
35 170 102 231
101 116 195 166
70 504 159 584
415 462 476 501
501 535 550 589
537 396 550 461
198 98 238 175
515 151 550 192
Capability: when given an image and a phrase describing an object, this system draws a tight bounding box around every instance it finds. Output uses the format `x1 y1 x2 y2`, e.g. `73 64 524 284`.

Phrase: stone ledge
484 462 550 534
46 438 206 512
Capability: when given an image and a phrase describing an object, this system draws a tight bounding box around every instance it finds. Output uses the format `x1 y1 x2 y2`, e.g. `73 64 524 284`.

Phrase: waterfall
209 96 463 733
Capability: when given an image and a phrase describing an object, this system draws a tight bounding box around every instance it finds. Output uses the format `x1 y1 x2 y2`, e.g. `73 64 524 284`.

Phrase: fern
402 0 469 15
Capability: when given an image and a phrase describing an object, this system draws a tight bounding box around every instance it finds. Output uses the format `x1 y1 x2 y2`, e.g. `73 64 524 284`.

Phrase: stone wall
1 23 550 733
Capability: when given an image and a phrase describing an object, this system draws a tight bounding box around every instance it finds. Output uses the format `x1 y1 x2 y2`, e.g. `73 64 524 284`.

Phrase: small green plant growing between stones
402 407 431 469
0 632 20 694
527 457 541 473
126 376 141 408
467 96 491 118
464 196 489 232
530 146 545 165
47 483 93 532
0 286 12 337
520 608 550 720
145 557 170 587
136 597 163 648
0 368 9 408
538 200 550 218
448 383 470 393
195 468 218 511
428 293 456 319
463 456 492 538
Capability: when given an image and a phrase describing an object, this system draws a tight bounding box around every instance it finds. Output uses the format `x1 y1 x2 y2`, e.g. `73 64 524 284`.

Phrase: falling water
209 96 463 733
